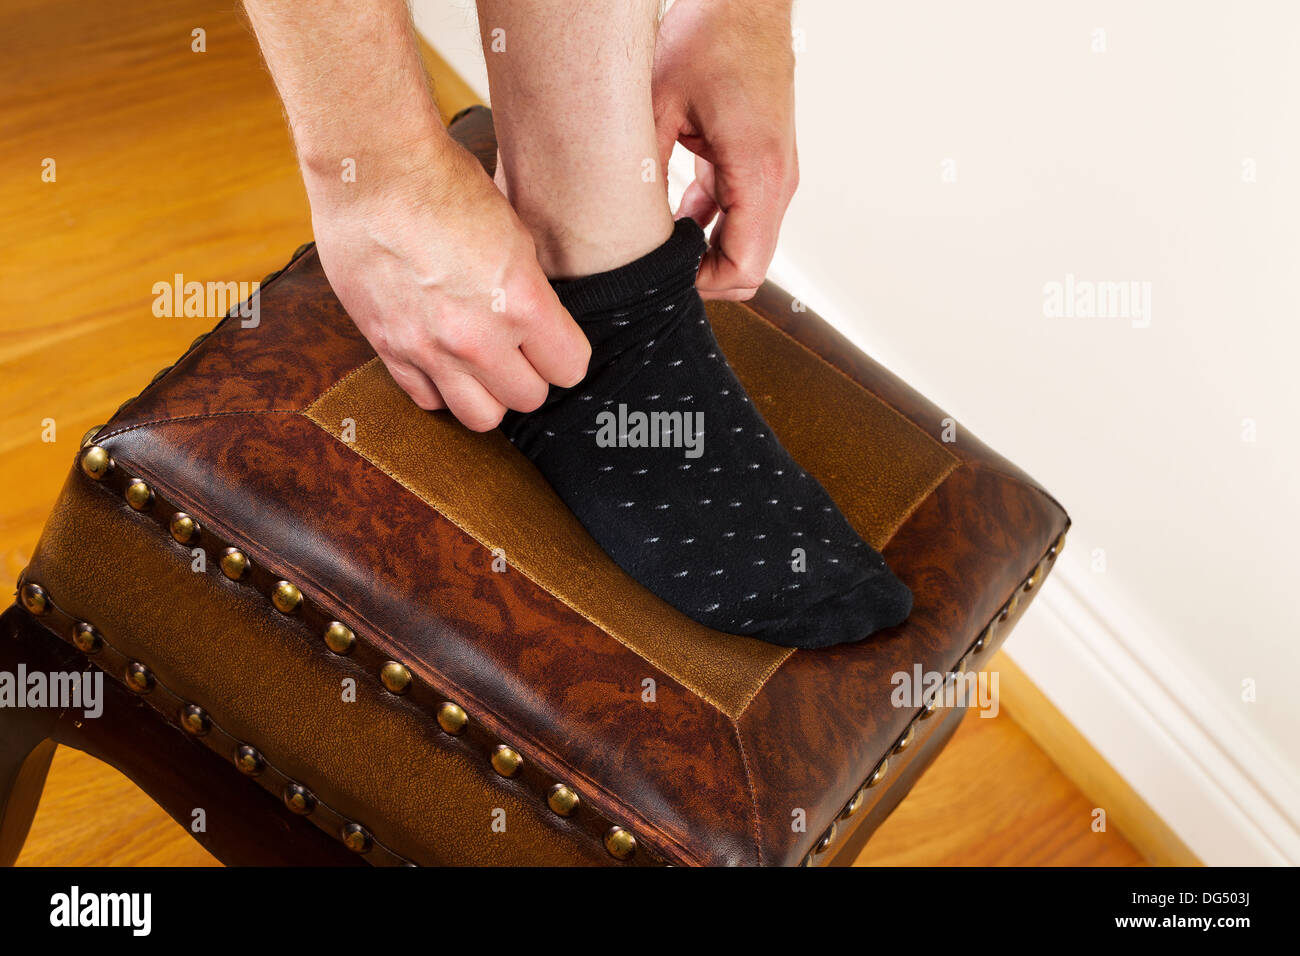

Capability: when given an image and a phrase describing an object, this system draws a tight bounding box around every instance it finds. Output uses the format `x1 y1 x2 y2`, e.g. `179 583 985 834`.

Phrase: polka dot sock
501 218 912 648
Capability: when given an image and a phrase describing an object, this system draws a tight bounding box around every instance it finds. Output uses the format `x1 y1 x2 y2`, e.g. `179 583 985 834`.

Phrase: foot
501 218 912 648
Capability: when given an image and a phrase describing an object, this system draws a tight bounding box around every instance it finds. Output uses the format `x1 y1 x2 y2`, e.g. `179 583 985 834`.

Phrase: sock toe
753 567 913 650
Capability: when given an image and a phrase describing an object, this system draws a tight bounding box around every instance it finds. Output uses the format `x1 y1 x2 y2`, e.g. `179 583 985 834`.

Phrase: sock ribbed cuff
548 217 707 318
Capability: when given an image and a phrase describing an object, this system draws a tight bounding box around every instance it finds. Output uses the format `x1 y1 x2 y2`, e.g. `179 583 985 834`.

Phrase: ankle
523 210 675 280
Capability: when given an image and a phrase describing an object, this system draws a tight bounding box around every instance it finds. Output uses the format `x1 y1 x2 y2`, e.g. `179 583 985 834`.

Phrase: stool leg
0 708 59 866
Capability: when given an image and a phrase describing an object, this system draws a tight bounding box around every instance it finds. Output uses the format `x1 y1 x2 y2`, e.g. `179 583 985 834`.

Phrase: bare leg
475 0 674 278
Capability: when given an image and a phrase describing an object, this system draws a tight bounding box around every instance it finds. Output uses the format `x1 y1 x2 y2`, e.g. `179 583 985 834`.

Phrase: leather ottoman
2 106 1068 867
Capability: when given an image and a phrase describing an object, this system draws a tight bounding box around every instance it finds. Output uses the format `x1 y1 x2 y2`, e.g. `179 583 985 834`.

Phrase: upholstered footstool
2 106 1068 867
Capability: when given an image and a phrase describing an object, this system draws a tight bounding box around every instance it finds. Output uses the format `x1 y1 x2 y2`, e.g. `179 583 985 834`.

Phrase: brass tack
840 788 866 819
894 723 916 754
491 745 523 778
73 622 102 654
180 703 210 736
234 744 264 776
548 784 581 817
80 425 105 448
169 512 199 544
814 822 837 854
867 758 889 787
20 582 48 615
220 548 250 581
921 694 941 719
125 478 153 511
436 701 468 735
973 622 994 654
324 621 355 655
380 661 412 695
1051 530 1067 559
80 445 112 480
125 661 154 694
999 591 1021 621
283 782 316 815
272 580 302 614
956 653 971 674
341 822 372 854
604 826 637 860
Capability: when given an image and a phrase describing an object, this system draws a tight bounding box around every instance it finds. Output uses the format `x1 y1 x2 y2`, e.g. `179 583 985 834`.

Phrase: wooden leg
0 726 58 867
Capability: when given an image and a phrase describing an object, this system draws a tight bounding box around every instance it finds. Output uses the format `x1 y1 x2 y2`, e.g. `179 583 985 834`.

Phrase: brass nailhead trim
65 452 686 866
547 784 581 817
20 582 48 615
73 622 102 654
80 445 112 480
341 822 372 854
380 661 412 695
491 745 523 778
272 580 303 614
80 425 105 448
234 744 264 776
169 512 199 544
219 548 250 581
436 702 468 735
604 826 637 860
323 621 355 655
805 528 1068 865
125 478 153 511
284 782 316 815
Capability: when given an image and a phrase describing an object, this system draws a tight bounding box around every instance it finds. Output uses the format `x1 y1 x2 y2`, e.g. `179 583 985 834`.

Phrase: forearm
242 0 454 202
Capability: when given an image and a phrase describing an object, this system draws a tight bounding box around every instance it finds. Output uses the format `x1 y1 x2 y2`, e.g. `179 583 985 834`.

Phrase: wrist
298 115 458 210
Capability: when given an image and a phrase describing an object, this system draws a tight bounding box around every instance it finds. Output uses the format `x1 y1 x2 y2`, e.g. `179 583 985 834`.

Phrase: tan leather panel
303 302 953 718
709 301 958 548
305 358 789 717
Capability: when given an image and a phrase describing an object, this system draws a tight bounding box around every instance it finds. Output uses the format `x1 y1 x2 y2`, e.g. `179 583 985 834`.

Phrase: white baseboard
1003 559 1300 866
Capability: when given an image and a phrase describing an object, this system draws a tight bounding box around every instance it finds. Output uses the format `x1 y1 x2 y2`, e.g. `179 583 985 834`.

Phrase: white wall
414 0 1300 863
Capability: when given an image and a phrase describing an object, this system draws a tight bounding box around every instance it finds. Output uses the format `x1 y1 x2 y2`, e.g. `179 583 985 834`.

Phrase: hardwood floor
1 0 1143 867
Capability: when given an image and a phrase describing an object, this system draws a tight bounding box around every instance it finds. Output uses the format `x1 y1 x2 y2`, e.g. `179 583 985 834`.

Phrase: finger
384 358 446 410
695 196 780 299
517 286 592 388
435 370 509 432
470 346 552 413
676 178 720 229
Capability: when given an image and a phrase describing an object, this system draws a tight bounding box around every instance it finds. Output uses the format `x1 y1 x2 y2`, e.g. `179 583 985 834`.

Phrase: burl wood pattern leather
22 107 1068 866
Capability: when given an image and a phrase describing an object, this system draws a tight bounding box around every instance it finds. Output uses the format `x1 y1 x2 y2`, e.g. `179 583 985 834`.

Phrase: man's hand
244 0 589 431
306 140 589 431
652 0 798 301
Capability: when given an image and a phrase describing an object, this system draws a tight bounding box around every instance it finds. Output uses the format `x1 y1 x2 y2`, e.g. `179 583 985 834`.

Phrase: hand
652 0 799 301
306 137 591 431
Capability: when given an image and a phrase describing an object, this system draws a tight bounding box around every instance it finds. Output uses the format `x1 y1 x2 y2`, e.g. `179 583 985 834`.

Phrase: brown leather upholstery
15 106 1068 866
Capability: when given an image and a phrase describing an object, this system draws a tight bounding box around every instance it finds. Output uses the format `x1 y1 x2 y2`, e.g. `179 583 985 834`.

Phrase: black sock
501 218 912 648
